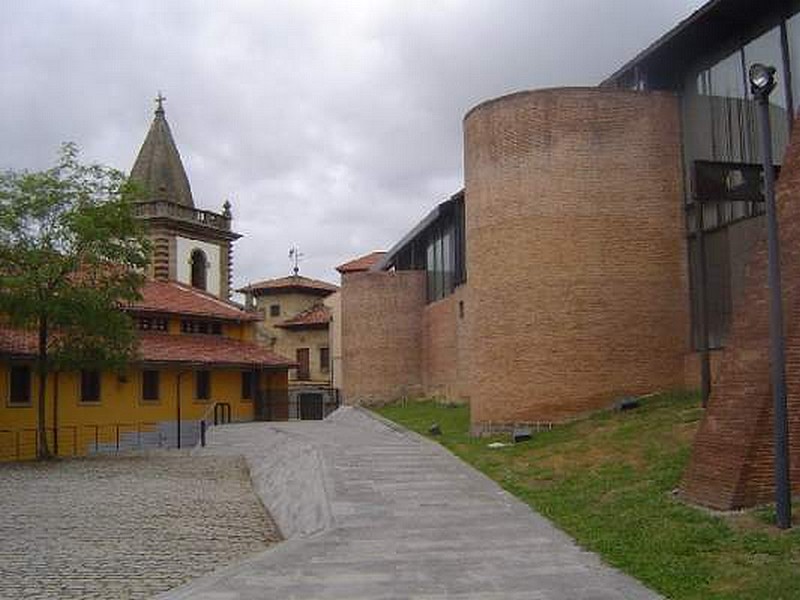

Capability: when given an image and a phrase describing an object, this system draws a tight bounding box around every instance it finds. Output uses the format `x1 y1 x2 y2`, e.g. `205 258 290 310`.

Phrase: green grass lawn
375 392 800 600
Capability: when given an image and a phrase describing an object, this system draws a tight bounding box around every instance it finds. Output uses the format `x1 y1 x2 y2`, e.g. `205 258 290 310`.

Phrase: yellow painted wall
0 316 287 461
0 363 264 460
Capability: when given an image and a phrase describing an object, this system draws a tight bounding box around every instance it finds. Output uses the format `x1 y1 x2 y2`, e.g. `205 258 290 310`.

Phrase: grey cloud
1 0 704 288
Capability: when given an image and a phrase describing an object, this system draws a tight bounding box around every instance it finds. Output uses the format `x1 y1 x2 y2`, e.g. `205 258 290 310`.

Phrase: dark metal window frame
181 319 223 335
80 370 101 404
195 370 211 401
142 370 160 401
9 364 31 406
319 347 330 373
241 371 254 400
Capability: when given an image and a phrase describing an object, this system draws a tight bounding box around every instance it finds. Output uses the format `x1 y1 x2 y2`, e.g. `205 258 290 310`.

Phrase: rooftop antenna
289 246 304 276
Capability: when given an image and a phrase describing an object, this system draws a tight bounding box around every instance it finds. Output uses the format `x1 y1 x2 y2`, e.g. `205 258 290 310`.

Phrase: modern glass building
604 0 800 349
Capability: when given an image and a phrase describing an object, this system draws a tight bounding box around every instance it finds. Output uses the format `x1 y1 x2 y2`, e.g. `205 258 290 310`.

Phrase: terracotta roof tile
276 304 330 329
128 280 259 321
137 332 294 368
0 327 37 357
336 251 386 273
237 275 338 296
0 326 293 368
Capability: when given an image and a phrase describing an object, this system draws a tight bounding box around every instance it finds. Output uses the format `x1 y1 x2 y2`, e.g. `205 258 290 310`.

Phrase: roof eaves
601 0 721 87
373 189 464 272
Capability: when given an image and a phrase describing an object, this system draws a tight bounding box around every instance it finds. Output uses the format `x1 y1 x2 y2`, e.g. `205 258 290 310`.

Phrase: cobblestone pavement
0 453 281 599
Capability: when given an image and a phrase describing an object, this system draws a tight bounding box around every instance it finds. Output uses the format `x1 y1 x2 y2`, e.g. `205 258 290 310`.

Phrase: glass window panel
426 240 435 301
142 370 160 401
196 370 211 400
708 50 752 162
710 51 745 99
9 366 31 405
788 13 800 114
81 370 101 403
241 371 253 400
433 230 442 301
442 227 454 296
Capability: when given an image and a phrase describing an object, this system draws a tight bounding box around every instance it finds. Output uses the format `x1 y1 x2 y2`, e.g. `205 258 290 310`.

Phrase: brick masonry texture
464 88 690 430
421 286 471 402
681 116 800 510
341 270 426 404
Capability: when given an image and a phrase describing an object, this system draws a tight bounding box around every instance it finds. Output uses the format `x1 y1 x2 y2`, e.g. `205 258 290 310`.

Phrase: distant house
238 274 339 418
0 99 294 460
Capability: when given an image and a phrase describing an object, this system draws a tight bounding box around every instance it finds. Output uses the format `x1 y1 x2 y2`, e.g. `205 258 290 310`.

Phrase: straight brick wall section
681 116 800 510
421 286 470 402
341 271 425 405
464 88 690 431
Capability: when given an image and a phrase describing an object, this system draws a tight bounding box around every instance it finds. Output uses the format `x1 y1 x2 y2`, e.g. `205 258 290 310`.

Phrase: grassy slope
375 393 800 600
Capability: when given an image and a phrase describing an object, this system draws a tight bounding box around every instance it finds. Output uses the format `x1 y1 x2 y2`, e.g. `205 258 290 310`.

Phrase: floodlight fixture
749 63 777 97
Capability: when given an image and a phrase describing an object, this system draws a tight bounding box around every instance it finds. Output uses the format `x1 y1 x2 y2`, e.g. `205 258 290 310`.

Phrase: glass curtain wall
788 12 800 116
426 221 456 303
683 20 795 349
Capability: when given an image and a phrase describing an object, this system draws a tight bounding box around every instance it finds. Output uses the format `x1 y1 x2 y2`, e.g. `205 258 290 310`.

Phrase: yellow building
0 280 293 460
239 275 338 418
0 99 294 460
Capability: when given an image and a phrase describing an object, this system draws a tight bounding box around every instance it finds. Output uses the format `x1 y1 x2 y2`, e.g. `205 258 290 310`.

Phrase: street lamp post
749 63 792 530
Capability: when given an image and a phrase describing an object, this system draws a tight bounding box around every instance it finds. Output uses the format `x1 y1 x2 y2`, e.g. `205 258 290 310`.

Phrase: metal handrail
0 421 161 462
198 401 233 448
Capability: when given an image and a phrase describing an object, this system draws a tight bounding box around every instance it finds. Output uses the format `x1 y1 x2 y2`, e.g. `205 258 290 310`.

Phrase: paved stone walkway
163 407 663 599
0 453 280 599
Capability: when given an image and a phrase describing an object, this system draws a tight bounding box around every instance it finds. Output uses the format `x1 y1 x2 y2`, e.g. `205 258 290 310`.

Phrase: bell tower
130 94 240 299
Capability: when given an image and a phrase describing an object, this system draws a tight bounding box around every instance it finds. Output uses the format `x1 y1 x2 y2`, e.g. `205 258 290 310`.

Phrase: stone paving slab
0 453 280 600
161 407 663 600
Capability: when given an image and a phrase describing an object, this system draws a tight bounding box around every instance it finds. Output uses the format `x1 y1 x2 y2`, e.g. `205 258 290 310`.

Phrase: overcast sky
1 0 705 289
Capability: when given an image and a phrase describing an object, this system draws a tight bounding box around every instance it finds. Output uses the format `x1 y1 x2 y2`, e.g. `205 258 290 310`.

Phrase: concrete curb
193 422 335 540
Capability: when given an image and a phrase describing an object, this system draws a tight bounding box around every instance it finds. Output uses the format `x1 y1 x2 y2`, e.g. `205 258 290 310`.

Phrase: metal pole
695 203 711 408
756 90 792 529
176 372 185 449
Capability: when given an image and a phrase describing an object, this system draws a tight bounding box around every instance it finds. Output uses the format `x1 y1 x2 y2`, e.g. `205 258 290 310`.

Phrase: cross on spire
155 92 166 114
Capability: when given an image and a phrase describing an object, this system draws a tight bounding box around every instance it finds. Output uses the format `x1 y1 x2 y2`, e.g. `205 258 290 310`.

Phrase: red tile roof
0 326 294 368
336 251 386 273
237 275 338 296
128 280 259 321
0 327 37 358
276 304 330 329
137 332 294 368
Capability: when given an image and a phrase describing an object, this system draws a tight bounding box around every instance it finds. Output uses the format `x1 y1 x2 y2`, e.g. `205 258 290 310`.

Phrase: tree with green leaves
0 143 151 459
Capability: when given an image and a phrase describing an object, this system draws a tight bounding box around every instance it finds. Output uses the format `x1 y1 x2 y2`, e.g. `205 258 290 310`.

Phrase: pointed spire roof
130 93 195 207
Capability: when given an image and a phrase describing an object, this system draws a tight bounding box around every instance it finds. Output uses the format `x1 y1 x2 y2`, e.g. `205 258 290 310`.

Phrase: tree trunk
37 316 50 460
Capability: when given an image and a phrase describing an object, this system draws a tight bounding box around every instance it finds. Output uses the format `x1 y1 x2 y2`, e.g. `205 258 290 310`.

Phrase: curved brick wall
464 88 689 429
